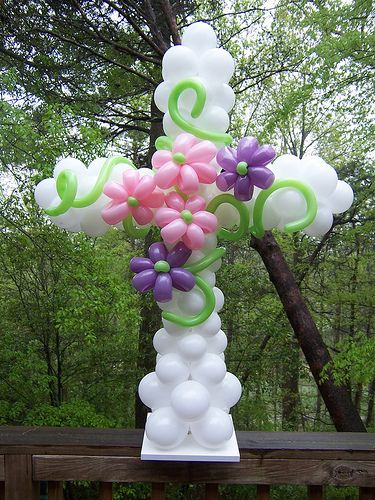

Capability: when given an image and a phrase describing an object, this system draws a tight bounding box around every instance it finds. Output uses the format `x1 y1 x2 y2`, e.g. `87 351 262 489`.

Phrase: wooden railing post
152 482 165 500
99 481 113 500
0 482 4 500
48 481 63 500
256 485 270 499
4 455 39 500
205 483 219 499
308 485 323 499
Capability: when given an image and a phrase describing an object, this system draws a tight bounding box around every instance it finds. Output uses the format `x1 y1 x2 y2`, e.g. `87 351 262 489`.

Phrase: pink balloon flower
152 133 217 194
102 170 164 226
155 192 218 250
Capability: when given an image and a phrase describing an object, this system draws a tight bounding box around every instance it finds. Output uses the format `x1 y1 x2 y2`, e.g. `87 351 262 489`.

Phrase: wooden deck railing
0 427 374 499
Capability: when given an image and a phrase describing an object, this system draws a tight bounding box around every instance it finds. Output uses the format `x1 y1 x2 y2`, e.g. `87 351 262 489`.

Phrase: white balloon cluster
34 157 146 236
154 22 235 141
139 234 242 450
261 155 354 236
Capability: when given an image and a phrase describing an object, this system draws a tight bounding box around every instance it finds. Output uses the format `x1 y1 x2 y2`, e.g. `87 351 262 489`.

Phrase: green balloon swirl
161 247 225 327
207 194 249 241
168 78 232 145
250 179 318 239
45 156 134 217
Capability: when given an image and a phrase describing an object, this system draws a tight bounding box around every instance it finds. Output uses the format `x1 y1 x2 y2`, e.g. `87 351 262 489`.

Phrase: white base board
141 414 240 462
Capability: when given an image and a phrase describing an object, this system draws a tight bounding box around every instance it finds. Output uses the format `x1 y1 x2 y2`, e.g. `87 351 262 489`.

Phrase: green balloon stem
207 194 249 241
45 156 135 217
168 78 232 145
184 247 225 274
122 215 150 238
162 276 215 327
250 179 318 239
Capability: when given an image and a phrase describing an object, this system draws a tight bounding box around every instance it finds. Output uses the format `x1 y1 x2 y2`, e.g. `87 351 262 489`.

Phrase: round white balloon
191 353 226 385
191 407 233 448
209 372 242 410
170 380 210 421
145 407 188 449
177 333 207 361
155 353 189 385
138 372 170 410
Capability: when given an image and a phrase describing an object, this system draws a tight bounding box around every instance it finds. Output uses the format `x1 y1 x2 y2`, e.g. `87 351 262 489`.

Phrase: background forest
0 0 374 499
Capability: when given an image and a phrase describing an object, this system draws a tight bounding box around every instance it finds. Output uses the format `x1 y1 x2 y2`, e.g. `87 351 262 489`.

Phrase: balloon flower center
127 196 139 207
236 161 248 176
181 209 193 224
172 152 186 164
154 260 170 273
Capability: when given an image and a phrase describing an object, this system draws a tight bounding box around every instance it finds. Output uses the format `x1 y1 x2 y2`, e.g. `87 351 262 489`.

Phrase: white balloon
145 407 188 449
261 200 281 230
153 328 176 355
202 233 218 252
210 84 235 112
196 106 230 134
110 162 135 183
209 372 242 410
155 353 189 385
215 203 240 229
87 157 107 176
206 329 227 354
209 258 222 273
304 206 333 236
198 48 234 84
186 250 205 265
177 334 207 361
182 22 217 55
34 178 58 209
304 158 338 196
271 189 307 219
53 157 86 178
138 372 170 410
177 286 205 315
154 81 173 113
198 269 216 287
162 318 191 336
271 154 303 180
163 112 182 139
213 287 224 312
170 380 210 421
195 312 221 336
76 175 97 197
162 46 198 82
191 353 226 385
328 180 354 213
190 407 233 448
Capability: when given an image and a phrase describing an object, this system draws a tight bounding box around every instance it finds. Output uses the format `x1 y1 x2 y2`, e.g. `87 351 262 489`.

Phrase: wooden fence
0 427 374 499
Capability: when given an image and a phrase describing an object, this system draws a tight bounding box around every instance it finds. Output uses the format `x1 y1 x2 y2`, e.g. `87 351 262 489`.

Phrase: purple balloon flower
216 137 276 201
130 242 195 303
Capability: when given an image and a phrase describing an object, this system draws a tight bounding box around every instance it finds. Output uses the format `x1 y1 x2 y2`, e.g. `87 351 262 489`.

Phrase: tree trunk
281 339 300 430
250 231 366 432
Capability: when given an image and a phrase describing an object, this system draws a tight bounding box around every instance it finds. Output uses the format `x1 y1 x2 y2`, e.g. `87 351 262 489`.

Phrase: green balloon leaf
207 194 249 241
155 136 173 151
168 78 232 145
45 156 134 217
250 179 318 239
122 215 150 239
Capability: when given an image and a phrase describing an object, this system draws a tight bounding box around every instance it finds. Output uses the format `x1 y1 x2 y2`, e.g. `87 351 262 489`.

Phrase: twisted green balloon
161 247 225 327
250 179 318 238
168 78 232 145
207 194 249 241
45 156 134 217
